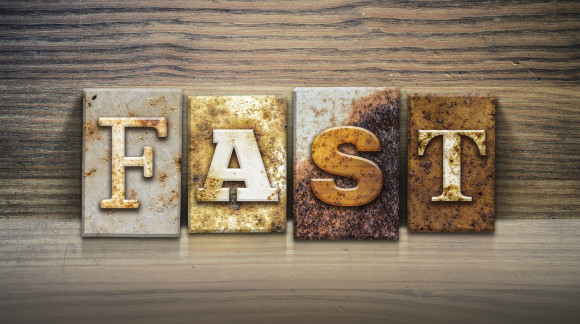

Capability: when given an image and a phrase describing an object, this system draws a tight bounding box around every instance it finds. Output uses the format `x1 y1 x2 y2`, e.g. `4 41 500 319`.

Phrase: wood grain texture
0 2 579 322
0 219 579 323
0 0 579 218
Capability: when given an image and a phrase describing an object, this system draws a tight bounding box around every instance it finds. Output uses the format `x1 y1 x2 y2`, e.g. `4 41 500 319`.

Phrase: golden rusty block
82 89 182 237
408 95 496 232
188 96 287 233
294 87 400 240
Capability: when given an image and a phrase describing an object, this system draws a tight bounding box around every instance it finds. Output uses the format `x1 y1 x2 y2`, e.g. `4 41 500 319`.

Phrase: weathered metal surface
293 87 400 240
408 95 495 232
188 96 286 233
197 130 278 202
82 89 182 237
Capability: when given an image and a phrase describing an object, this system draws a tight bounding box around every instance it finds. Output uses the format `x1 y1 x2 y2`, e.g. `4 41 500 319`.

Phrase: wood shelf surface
0 219 579 323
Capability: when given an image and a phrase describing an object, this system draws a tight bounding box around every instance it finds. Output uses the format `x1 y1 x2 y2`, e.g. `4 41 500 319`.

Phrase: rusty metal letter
197 129 278 202
418 130 485 202
311 126 383 206
99 117 168 208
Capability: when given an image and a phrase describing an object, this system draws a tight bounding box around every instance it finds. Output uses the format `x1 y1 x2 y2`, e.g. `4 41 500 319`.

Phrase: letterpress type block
82 89 182 237
408 95 495 232
188 96 287 233
294 88 400 240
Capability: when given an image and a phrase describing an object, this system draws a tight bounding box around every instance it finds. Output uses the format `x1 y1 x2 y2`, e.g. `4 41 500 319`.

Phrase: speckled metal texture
293 87 400 240
408 95 495 232
82 89 182 237
188 96 287 233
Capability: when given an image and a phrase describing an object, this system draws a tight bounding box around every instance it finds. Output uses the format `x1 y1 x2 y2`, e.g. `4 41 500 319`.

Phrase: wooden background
0 0 578 322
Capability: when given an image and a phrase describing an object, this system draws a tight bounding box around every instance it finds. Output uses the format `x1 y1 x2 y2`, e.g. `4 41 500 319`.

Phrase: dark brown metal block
293 88 400 240
408 95 495 232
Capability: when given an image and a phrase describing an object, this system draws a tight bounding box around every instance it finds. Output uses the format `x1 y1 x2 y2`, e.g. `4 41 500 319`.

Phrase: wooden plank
0 219 579 323
0 0 578 219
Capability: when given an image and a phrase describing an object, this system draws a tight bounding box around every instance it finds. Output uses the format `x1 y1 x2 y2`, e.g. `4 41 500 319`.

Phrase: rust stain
158 172 168 182
102 148 111 162
267 191 277 201
149 191 180 217
148 96 167 107
196 176 222 201
83 120 101 141
270 217 284 232
128 189 137 199
168 190 179 205
85 94 93 108
84 168 96 177
149 95 177 117
174 153 182 172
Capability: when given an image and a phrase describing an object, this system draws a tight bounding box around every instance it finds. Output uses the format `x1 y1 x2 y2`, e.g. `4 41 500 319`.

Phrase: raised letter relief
99 117 167 208
418 130 485 202
197 129 278 202
311 126 383 206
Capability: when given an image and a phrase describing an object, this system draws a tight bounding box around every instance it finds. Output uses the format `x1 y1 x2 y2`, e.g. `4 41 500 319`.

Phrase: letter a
197 129 278 202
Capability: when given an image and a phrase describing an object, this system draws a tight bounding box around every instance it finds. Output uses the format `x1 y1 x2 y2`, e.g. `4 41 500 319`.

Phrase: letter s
311 126 383 206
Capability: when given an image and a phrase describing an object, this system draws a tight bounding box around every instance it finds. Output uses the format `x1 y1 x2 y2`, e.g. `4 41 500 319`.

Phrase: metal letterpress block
188 96 287 233
408 95 495 232
294 88 400 240
82 89 182 237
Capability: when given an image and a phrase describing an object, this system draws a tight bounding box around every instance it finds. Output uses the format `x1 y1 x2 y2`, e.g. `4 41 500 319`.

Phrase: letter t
418 130 486 201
